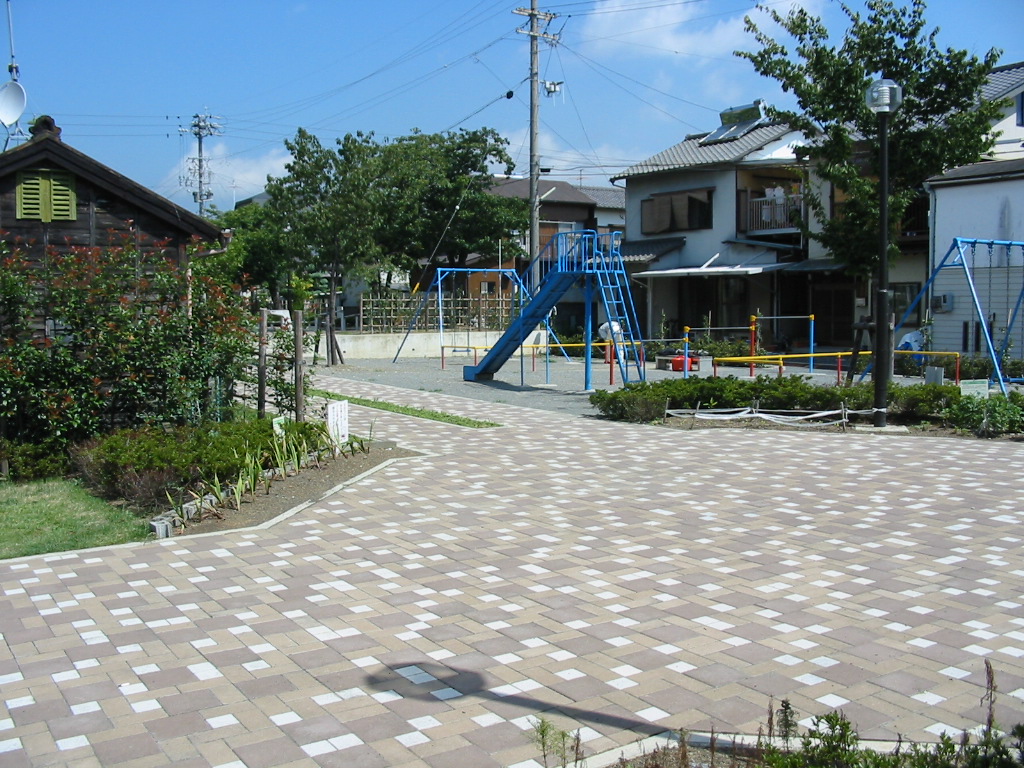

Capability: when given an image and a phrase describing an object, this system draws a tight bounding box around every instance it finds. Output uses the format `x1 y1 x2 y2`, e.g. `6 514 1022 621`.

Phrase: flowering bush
0 238 254 458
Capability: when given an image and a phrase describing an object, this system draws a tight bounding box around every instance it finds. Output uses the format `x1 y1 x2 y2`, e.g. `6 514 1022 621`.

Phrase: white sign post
326 400 349 450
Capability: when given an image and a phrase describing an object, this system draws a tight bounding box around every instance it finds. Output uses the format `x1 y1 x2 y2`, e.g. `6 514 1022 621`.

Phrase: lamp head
866 78 903 114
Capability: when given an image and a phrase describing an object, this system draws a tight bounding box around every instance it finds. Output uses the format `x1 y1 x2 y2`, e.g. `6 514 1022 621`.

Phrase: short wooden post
258 310 268 418
292 310 305 423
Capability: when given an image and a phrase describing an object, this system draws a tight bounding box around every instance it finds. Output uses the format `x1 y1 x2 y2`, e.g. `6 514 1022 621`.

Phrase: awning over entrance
781 258 845 273
635 246 789 278
635 263 790 278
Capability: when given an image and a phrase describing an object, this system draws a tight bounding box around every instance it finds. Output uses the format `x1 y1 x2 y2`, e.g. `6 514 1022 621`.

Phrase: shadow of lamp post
866 77 903 428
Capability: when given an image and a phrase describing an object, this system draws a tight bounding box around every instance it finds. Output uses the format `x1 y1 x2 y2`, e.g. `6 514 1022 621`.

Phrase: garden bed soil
177 444 419 536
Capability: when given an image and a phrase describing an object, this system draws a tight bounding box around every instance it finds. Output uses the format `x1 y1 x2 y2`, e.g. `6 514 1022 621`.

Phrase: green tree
210 203 298 308
380 128 528 293
0 242 253 452
265 129 384 357
737 0 1003 276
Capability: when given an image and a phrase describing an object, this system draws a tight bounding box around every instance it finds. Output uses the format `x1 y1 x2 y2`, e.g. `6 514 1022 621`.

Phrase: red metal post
749 316 757 377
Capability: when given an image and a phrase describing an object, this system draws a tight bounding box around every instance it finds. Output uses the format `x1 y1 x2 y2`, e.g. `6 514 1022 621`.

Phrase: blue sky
6 0 1021 213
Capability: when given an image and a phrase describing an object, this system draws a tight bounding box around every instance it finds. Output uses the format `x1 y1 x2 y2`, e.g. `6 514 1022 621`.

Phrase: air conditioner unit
930 293 954 313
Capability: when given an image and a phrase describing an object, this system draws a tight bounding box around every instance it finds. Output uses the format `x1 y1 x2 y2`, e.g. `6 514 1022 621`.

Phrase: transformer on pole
181 113 221 216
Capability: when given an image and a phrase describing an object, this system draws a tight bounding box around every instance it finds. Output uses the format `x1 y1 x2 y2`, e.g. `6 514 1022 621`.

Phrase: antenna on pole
6 0 17 81
180 112 222 216
0 0 26 150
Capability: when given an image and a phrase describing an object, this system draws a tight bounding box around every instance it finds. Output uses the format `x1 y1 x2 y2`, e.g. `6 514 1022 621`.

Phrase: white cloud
159 142 291 211
579 0 830 63
579 0 754 61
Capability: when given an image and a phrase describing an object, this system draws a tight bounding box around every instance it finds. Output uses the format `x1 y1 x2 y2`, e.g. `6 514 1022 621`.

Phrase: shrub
0 240 255 452
890 383 961 421
69 417 330 512
0 439 70 481
943 395 1024 437
590 376 963 426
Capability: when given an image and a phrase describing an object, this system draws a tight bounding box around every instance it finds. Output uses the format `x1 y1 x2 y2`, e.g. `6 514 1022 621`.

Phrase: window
17 169 77 222
480 280 496 295
891 282 922 327
641 188 713 235
1017 94 1024 127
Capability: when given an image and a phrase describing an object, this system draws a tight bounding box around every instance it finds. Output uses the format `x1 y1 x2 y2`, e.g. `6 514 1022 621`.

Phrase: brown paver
3 371 1024 767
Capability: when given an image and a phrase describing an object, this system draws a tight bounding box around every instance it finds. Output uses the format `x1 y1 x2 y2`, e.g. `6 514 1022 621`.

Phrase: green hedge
71 418 329 510
589 375 962 426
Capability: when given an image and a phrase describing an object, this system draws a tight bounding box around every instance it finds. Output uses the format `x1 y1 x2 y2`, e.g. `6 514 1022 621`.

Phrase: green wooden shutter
16 171 44 219
16 169 77 222
48 171 76 221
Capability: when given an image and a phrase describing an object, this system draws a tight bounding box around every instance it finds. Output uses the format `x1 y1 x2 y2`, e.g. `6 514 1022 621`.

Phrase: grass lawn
0 479 151 560
310 388 501 428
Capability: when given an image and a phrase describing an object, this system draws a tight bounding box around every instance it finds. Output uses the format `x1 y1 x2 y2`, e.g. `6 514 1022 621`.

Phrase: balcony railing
747 193 802 232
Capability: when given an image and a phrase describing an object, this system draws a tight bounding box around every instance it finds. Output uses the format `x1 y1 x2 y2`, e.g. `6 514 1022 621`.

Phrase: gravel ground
312 354 649 419
310 354 873 419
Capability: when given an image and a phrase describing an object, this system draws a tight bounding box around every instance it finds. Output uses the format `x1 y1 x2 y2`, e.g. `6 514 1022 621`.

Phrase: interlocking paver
3 369 1024 766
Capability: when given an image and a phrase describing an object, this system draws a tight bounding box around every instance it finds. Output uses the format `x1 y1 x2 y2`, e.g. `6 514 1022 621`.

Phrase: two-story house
617 60 1024 352
612 101 823 345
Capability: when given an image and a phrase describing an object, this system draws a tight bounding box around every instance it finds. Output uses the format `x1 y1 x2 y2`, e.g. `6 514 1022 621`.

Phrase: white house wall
625 168 735 267
990 104 1024 160
930 176 1024 356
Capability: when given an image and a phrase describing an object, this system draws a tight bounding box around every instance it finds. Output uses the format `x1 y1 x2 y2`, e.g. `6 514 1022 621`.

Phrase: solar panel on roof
699 118 765 145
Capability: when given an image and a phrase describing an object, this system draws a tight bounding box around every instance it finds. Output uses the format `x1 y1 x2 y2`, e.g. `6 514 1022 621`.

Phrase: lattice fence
359 293 521 334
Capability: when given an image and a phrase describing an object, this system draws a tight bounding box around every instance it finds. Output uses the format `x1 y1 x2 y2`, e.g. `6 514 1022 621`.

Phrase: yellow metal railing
712 349 961 384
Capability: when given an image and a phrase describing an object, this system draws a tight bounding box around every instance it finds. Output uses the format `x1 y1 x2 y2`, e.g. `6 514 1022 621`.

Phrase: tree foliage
211 202 299 307
0 239 253 451
252 126 527 304
737 0 1004 276
380 128 527 286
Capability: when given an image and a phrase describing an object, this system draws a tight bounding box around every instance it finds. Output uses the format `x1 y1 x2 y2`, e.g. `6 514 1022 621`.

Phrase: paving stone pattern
3 372 1024 767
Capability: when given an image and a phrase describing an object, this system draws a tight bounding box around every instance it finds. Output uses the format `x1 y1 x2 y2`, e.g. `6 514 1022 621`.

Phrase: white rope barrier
665 404 873 429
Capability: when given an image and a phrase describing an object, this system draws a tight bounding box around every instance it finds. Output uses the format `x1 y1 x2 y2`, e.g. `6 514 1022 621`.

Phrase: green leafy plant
529 715 584 768
776 698 799 751
944 395 1024 437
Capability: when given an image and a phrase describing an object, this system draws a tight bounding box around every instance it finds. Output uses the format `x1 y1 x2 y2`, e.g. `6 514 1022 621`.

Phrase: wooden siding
0 171 196 265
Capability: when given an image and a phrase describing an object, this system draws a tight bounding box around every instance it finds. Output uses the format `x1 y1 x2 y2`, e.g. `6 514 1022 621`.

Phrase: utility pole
514 3 558 262
181 113 221 216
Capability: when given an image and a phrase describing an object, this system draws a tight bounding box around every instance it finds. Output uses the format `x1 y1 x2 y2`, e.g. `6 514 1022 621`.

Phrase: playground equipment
463 230 645 387
897 238 1024 396
393 266 531 363
660 314 817 379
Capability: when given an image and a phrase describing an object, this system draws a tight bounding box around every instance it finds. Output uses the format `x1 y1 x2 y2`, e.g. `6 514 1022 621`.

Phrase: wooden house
0 116 221 264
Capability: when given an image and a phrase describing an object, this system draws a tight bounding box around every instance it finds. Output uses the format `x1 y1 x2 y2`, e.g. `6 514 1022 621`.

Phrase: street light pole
866 78 903 428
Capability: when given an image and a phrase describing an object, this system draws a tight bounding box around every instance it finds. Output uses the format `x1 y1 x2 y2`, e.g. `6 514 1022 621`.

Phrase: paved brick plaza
3 372 1024 767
